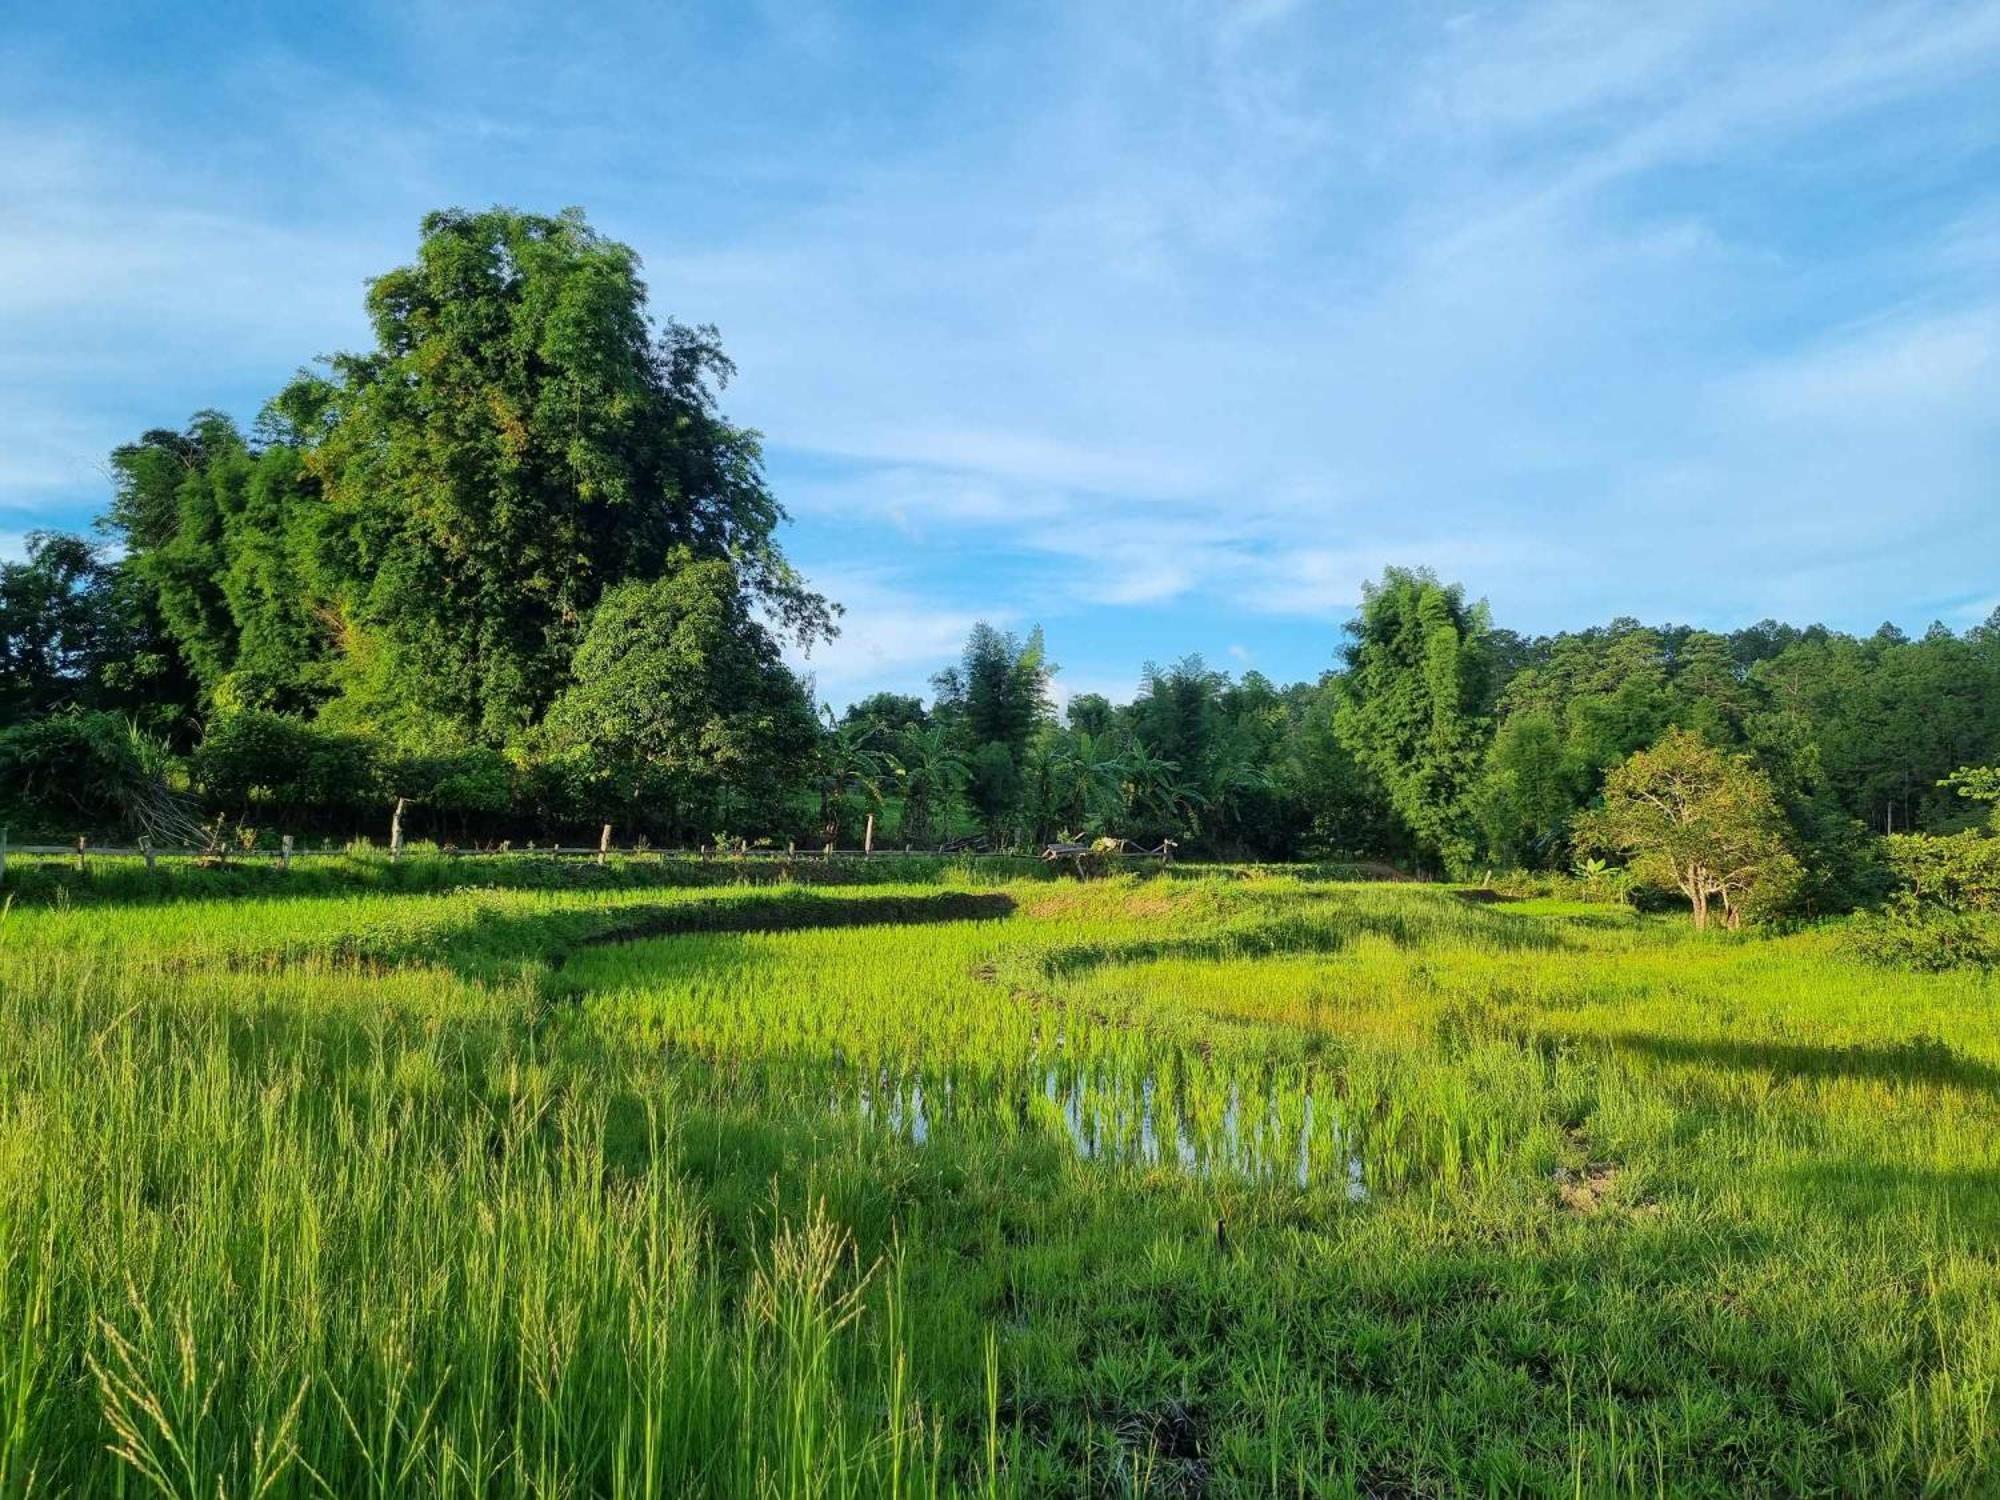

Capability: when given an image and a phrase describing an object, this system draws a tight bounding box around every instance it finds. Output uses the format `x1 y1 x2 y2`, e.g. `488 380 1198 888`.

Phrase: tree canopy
541 554 818 829
99 208 832 764
9 203 2000 905
4 207 831 844
1576 728 1801 928
1334 568 1493 874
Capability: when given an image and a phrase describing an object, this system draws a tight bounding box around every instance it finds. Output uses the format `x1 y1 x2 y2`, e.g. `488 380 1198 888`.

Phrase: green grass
0 868 1995 1494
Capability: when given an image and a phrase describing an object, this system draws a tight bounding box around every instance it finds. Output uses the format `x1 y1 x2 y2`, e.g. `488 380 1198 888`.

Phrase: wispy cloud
783 567 1005 710
3 0 1996 698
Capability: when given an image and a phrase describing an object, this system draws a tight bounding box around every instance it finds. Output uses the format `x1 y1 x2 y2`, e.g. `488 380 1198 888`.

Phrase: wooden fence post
75 835 87 872
864 813 874 857
599 823 612 866
139 835 156 872
281 834 293 872
390 798 407 862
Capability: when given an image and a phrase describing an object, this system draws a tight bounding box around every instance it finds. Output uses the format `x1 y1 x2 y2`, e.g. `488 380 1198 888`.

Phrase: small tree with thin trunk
1575 728 1799 929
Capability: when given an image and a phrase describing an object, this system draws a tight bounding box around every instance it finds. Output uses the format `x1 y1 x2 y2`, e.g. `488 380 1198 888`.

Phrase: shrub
1840 893 1997 973
1885 832 2000 913
195 711 381 821
0 711 184 839
386 746 514 816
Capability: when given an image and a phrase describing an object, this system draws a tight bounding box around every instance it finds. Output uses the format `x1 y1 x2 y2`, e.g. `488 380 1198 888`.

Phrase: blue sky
4 2 1997 710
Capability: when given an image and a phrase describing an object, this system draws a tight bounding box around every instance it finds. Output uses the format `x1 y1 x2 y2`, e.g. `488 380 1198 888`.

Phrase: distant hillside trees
792 588 2000 922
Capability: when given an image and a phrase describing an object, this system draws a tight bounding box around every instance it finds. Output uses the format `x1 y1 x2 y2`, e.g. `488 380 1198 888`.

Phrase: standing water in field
848 1063 1366 1196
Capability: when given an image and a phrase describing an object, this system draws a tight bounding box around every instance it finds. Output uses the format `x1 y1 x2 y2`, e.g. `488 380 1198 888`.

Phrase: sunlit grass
0 868 1994 1493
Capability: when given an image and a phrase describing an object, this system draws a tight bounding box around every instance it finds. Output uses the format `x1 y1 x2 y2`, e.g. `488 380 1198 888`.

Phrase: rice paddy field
0 858 1997 1496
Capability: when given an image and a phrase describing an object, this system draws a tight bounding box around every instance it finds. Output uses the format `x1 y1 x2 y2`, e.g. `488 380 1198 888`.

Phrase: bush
1840 893 1997 973
1885 832 2000 913
0 711 179 839
195 711 381 821
386 746 514 816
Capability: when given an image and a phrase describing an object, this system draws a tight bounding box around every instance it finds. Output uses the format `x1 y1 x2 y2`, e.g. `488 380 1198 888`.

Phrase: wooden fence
0 821 1184 886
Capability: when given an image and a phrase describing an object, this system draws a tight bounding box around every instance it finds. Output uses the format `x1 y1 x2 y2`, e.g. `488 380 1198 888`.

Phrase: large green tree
1576 728 1801 928
540 554 818 836
933 623 1053 759
299 207 828 745
0 533 124 719
1334 568 1494 873
1470 710 1578 869
96 207 835 784
109 414 333 715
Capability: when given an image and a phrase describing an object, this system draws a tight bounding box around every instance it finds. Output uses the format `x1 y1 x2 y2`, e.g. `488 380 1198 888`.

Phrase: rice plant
0 868 1994 1493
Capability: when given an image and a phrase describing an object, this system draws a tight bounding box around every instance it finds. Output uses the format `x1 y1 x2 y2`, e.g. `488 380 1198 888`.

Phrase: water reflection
847 1065 1366 1198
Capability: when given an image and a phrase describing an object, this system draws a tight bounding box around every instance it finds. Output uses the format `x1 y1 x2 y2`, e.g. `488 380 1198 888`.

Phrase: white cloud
1418 2 1738 134
783 568 1006 711
1722 305 1999 426
2 0 1996 700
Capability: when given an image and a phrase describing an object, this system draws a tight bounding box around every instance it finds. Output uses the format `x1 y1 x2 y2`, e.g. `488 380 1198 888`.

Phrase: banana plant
816 708 894 839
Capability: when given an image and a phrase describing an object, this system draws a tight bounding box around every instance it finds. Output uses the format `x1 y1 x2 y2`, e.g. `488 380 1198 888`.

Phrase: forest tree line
830 576 2000 911
4 208 1998 917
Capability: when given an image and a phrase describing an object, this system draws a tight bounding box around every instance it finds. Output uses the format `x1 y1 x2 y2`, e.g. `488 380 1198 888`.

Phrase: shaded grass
0 847 1053 908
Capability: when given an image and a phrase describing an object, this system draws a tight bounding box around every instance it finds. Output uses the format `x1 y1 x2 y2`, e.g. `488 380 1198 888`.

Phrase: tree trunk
1686 866 1708 929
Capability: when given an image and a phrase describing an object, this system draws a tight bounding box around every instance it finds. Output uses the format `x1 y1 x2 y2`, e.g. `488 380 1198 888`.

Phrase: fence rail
0 845 1035 859
0 836 1056 879
0 821 1207 887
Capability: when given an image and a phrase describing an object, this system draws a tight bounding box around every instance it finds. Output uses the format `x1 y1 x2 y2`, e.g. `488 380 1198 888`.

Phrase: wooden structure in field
1040 837 1178 877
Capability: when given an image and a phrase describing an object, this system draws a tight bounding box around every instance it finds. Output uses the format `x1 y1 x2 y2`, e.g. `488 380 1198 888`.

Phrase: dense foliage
1333 568 1492 874
1573 728 1800 928
4 208 829 845
5 204 1999 921
822 598 1997 924
539 555 820 831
